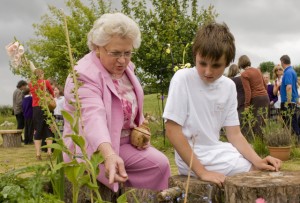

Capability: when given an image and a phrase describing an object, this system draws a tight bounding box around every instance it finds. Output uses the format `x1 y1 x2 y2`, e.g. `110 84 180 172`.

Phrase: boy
22 87 33 144
163 22 281 187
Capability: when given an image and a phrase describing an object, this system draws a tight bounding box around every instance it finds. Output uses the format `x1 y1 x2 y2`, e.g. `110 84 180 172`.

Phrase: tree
26 0 217 90
122 0 217 93
27 0 111 85
259 61 275 78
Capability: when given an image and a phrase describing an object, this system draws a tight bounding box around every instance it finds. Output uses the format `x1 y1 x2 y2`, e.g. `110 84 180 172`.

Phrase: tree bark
169 175 223 202
0 130 23 148
225 171 300 203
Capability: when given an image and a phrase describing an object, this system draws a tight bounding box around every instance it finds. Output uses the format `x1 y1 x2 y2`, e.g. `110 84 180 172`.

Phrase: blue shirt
280 66 298 103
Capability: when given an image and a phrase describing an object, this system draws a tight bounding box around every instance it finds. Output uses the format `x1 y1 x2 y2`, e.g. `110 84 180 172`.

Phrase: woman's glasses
276 69 283 72
103 47 134 59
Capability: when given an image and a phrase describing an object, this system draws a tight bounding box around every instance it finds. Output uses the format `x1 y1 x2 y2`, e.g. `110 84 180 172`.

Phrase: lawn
1 93 300 175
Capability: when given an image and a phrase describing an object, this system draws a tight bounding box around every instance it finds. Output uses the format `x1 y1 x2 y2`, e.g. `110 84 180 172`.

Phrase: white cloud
1 0 300 105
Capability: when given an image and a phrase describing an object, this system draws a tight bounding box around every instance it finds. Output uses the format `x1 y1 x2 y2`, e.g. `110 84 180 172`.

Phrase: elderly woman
63 13 170 192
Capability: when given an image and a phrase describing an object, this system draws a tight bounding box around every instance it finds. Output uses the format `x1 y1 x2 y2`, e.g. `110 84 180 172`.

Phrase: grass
1 93 300 176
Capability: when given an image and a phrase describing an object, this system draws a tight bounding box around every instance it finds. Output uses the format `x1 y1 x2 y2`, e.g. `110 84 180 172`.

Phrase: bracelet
104 153 117 161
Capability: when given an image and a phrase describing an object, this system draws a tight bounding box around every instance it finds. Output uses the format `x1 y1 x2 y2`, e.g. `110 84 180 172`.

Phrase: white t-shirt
54 96 65 116
163 67 251 176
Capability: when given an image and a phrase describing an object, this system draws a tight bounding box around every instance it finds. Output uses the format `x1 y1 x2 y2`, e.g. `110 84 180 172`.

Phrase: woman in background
29 68 54 160
239 55 269 139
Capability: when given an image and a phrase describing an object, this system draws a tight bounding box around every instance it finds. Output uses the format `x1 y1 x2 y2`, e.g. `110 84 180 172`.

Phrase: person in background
227 64 245 123
63 12 170 191
29 68 55 160
272 65 284 115
53 85 65 133
13 80 27 130
163 22 281 187
22 87 34 145
279 55 300 143
239 55 269 139
263 72 278 120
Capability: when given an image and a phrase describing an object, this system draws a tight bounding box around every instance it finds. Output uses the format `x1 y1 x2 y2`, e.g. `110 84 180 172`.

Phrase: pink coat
63 51 144 191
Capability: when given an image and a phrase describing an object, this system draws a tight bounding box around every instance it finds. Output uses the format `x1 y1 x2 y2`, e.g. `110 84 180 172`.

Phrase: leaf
41 143 63 152
90 151 104 173
117 189 138 203
61 110 74 125
71 135 85 151
64 163 85 184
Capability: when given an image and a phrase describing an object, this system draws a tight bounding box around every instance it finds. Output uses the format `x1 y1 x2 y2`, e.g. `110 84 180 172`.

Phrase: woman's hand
104 153 128 184
254 156 282 172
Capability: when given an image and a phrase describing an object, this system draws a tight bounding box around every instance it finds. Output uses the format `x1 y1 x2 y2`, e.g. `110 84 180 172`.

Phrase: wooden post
225 171 300 202
0 129 23 148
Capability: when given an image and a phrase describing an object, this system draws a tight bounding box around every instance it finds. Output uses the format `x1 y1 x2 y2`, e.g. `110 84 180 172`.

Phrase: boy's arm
225 125 281 171
165 119 226 187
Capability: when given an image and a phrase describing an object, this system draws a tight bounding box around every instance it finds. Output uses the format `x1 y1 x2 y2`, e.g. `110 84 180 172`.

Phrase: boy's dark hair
280 55 291 65
238 55 251 69
192 22 235 66
16 80 27 88
23 87 30 95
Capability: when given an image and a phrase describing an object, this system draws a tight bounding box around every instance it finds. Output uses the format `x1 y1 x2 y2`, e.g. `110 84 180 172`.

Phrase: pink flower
5 41 25 69
256 198 266 203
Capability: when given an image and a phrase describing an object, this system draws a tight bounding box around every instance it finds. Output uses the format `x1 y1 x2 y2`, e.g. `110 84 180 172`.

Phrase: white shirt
163 67 251 175
54 96 65 116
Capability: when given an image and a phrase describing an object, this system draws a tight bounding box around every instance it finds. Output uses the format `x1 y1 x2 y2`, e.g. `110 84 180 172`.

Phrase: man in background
13 80 27 130
280 55 300 143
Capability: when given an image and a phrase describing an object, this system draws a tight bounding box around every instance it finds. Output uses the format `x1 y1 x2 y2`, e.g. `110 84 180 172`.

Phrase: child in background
53 85 65 133
22 87 34 144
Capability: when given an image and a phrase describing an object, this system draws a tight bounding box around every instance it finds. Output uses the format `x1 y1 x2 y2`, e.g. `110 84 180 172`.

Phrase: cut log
224 171 300 203
168 175 223 202
0 129 23 148
122 187 159 203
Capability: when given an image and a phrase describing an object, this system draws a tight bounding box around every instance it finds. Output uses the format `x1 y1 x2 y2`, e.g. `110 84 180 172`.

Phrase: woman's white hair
87 12 141 51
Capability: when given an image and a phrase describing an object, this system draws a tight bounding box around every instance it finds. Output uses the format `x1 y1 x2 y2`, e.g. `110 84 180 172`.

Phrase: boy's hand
198 170 226 188
254 156 282 172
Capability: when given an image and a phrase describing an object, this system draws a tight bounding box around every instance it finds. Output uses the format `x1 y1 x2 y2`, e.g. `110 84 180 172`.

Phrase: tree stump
225 171 300 203
0 129 23 148
169 175 223 202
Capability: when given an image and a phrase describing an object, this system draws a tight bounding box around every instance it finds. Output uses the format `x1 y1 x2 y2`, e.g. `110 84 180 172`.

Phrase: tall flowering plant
5 39 36 78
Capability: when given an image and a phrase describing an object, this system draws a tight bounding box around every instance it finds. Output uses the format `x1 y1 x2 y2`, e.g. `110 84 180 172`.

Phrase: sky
1 0 300 105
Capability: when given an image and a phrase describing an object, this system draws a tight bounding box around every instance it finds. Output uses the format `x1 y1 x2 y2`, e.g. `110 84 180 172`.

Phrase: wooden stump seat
0 129 23 148
168 175 223 202
225 171 300 203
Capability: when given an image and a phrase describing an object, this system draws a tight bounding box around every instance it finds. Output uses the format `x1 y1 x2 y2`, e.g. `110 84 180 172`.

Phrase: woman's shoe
36 155 42 161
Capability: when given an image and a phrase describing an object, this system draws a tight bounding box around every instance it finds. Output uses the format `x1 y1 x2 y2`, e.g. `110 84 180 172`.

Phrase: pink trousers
118 136 171 190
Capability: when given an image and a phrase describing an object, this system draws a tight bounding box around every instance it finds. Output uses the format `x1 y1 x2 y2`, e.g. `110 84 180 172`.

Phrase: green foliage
259 61 275 77
241 106 257 141
0 165 63 203
25 0 217 91
261 119 292 147
27 0 112 85
251 136 268 157
0 106 13 117
123 0 217 93
294 64 300 76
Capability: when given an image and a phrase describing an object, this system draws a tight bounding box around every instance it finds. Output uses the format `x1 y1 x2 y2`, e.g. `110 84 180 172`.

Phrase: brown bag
44 80 56 111
46 94 56 111
130 120 151 148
